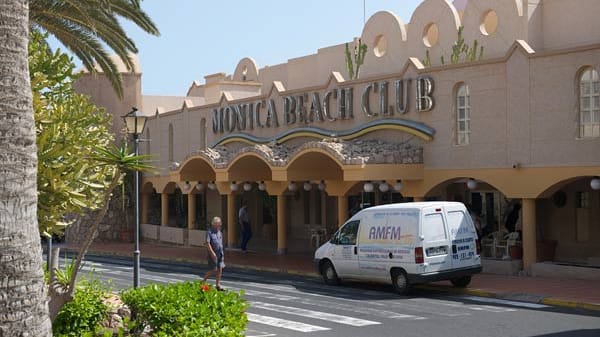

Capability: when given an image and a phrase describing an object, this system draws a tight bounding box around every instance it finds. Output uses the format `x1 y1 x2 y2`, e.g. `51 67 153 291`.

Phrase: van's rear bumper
407 265 482 284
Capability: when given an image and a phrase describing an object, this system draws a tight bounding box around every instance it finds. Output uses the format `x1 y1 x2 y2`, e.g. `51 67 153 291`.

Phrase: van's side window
336 220 360 245
423 213 447 241
446 210 473 237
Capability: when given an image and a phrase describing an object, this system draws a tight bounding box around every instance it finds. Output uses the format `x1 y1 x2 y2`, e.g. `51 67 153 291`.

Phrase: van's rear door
422 207 452 273
445 206 479 269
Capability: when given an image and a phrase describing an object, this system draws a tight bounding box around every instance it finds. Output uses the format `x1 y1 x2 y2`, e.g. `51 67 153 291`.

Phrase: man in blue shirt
202 216 225 291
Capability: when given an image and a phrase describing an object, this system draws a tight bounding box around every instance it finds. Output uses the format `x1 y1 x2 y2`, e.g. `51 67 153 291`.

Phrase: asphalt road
62 255 600 337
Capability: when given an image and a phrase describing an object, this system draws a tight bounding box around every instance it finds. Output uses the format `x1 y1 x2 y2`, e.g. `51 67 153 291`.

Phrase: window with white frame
168 123 174 162
456 84 471 145
579 68 600 138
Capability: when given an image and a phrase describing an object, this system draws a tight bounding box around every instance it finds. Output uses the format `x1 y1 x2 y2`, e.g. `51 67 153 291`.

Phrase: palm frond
30 0 160 98
90 145 156 174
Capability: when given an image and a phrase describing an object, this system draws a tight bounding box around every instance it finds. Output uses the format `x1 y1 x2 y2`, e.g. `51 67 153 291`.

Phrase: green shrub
52 279 110 337
120 282 248 337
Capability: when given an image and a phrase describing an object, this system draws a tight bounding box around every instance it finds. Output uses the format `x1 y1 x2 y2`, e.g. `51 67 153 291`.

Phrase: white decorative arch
232 57 259 82
360 10 408 78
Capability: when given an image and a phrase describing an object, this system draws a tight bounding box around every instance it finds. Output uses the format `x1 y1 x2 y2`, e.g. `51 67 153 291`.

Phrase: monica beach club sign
212 76 435 134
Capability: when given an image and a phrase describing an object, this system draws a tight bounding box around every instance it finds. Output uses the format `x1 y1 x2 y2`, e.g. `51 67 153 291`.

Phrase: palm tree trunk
0 0 52 336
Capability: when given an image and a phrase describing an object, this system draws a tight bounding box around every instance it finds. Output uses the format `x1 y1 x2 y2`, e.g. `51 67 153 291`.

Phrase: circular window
480 10 498 36
373 35 387 57
423 23 439 47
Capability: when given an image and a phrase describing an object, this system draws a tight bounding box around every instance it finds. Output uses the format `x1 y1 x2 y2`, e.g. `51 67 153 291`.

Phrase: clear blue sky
53 1 424 96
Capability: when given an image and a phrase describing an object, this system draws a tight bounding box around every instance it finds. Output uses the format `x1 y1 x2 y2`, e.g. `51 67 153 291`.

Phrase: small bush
52 279 110 337
120 281 248 337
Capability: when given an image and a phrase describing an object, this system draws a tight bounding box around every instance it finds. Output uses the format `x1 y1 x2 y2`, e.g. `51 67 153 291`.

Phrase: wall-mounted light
230 181 238 191
379 181 390 193
394 180 403 191
318 180 326 191
288 181 297 191
195 182 204 191
207 181 216 190
303 181 312 191
363 181 374 192
243 182 252 191
183 181 191 190
258 181 266 191
591 176 600 190
467 178 477 190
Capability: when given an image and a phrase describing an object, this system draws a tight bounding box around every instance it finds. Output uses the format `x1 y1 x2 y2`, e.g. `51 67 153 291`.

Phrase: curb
68 247 321 278
416 284 600 312
542 298 600 311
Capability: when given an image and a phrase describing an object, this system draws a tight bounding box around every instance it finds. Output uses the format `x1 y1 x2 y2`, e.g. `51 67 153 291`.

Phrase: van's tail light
476 239 481 255
415 247 424 264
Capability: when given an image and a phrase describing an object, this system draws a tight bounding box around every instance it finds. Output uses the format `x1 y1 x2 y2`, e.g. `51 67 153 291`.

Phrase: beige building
76 0 600 277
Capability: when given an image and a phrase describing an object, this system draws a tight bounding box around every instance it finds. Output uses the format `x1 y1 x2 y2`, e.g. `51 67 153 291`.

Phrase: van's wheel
391 269 410 295
321 260 340 285
450 276 472 288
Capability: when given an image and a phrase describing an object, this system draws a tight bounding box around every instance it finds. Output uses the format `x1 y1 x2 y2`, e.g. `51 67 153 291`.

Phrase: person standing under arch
239 200 252 253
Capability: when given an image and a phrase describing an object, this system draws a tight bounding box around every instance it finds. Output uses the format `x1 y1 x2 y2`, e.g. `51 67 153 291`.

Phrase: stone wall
65 195 133 244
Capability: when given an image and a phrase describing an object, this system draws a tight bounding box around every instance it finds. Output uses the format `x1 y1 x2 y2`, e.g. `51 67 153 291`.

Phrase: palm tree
48 145 154 319
0 0 52 336
29 0 159 98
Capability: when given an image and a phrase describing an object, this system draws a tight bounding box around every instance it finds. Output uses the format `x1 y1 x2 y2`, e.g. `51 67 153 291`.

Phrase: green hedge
120 282 248 337
52 279 109 337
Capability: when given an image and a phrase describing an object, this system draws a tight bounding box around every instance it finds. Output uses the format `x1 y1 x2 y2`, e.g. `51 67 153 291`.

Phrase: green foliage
29 0 160 97
53 257 77 289
345 38 368 80
52 279 111 337
423 49 432 67
425 26 484 66
29 30 116 237
120 281 248 337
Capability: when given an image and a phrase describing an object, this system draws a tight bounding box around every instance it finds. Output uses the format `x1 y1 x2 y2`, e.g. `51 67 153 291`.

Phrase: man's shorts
208 254 224 270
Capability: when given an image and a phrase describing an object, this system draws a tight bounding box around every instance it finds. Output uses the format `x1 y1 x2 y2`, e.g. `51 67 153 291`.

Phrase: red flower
201 284 210 292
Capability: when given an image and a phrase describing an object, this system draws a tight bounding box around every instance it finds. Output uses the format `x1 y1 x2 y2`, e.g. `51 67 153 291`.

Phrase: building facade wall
77 0 600 265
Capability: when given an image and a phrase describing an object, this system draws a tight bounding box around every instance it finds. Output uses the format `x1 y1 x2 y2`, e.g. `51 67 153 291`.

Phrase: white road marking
246 313 329 332
459 295 549 309
230 284 425 320
245 331 277 337
409 298 517 313
250 302 380 326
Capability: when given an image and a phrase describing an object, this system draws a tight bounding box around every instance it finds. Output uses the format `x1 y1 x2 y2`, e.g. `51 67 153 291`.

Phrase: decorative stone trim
175 139 422 171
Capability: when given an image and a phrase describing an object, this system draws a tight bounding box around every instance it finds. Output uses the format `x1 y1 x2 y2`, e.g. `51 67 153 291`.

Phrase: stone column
141 193 149 224
337 195 348 228
277 194 287 254
161 193 169 226
522 198 537 271
187 193 196 229
227 193 237 248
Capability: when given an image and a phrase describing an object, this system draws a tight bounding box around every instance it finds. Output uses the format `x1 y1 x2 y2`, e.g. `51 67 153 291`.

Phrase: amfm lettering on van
360 211 418 245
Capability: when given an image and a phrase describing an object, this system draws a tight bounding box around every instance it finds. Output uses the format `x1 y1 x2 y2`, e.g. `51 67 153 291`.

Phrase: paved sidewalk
58 242 600 311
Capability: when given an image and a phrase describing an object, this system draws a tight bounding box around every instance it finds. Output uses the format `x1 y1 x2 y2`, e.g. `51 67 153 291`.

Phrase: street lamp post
123 107 147 288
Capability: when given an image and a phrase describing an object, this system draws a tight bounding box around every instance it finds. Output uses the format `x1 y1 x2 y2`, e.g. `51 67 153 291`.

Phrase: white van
314 202 482 294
